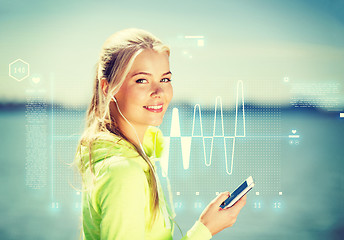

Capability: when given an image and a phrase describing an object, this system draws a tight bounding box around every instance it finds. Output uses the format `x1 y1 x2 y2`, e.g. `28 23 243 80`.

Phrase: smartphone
219 176 255 209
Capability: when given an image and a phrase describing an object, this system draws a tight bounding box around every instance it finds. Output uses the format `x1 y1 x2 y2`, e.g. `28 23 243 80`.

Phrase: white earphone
111 95 146 153
110 95 179 234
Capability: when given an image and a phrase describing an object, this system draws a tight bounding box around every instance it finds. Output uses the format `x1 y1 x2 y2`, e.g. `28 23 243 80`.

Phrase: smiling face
112 49 173 133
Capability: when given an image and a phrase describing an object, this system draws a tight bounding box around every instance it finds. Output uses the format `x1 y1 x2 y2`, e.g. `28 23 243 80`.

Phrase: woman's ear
100 78 109 97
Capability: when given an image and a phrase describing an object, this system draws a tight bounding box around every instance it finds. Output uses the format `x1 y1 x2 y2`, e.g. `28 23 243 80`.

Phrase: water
0 106 343 240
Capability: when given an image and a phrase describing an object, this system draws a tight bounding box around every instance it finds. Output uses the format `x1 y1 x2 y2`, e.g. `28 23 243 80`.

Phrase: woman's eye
136 79 148 83
161 78 172 83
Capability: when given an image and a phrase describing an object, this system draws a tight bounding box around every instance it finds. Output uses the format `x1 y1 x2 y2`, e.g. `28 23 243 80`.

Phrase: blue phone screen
220 181 248 208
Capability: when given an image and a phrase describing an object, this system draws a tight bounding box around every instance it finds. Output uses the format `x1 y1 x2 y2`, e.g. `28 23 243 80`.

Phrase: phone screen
220 181 248 209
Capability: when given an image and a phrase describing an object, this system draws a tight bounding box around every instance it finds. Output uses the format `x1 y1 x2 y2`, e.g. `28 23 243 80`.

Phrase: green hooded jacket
75 126 212 240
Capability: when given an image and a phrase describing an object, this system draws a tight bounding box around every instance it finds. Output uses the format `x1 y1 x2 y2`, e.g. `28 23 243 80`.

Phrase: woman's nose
150 83 164 98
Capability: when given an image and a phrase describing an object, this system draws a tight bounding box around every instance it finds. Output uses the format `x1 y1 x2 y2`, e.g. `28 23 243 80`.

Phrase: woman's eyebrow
131 71 172 77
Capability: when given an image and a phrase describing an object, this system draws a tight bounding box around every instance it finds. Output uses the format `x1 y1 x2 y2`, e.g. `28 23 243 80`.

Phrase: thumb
213 191 230 206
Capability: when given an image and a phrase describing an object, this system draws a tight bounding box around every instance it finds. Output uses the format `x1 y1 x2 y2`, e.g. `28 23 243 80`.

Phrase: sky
0 0 343 108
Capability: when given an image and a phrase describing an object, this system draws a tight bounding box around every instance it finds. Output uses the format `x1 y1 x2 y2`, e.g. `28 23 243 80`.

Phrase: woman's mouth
143 104 163 113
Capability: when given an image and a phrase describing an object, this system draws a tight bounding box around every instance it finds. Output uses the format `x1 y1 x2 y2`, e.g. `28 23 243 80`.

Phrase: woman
74 28 247 239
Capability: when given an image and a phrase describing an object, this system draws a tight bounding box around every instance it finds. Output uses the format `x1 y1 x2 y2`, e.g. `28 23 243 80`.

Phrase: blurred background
0 0 343 239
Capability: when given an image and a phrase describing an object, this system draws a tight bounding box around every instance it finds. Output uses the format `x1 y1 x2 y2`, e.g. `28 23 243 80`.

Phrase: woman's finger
212 192 230 206
231 195 247 210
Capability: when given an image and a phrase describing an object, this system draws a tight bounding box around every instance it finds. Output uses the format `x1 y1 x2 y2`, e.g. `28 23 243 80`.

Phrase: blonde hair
75 28 170 229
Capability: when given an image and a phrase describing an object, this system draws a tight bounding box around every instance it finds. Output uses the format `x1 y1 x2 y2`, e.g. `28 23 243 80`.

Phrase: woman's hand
198 192 247 236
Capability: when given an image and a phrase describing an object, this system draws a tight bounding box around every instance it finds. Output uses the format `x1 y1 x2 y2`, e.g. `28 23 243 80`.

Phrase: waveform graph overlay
160 107 244 196
50 105 85 207
158 81 282 196
49 73 87 208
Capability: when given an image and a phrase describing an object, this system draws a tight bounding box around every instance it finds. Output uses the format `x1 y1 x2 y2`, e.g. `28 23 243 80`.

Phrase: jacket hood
74 126 165 173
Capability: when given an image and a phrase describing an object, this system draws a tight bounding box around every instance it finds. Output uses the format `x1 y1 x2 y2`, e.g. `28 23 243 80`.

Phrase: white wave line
213 96 225 137
192 104 203 137
166 80 246 175
235 80 246 137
